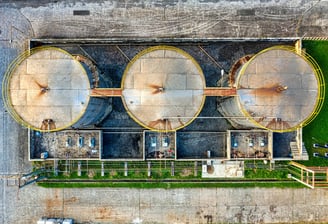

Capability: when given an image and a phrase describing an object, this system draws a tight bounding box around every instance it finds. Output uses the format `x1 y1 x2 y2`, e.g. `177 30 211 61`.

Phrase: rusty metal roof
8 48 90 131
237 48 319 131
121 46 206 131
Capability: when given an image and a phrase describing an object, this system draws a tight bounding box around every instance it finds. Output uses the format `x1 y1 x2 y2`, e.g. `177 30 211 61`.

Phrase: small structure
227 130 273 160
202 160 244 178
144 131 176 160
29 130 102 160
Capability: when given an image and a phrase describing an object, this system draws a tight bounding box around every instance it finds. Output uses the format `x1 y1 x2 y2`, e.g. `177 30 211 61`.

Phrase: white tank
121 45 206 132
3 47 111 131
218 46 324 132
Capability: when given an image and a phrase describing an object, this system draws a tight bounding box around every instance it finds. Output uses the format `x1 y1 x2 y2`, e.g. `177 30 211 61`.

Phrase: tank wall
72 57 112 128
217 96 259 129
72 97 112 128
80 58 110 89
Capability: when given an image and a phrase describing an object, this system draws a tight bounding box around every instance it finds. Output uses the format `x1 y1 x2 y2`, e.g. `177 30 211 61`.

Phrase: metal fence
34 159 291 181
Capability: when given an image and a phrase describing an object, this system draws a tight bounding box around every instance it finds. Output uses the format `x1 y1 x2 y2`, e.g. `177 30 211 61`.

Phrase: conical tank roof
121 46 206 132
5 47 90 131
236 46 323 131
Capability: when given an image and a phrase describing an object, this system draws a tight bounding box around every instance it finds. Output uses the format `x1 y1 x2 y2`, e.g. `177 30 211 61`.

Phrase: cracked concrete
1 186 327 224
0 0 326 38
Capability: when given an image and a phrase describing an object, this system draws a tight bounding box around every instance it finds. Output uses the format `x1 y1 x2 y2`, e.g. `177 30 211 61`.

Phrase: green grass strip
37 180 303 189
302 40 328 166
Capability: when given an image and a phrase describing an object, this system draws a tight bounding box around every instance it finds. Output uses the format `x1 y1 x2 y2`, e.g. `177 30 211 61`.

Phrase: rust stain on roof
204 87 237 96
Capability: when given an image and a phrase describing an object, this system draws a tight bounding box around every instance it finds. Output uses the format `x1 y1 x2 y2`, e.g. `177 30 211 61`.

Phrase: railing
34 160 204 179
289 161 328 188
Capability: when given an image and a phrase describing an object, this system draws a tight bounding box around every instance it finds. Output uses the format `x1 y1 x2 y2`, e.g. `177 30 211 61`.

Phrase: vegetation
301 40 328 166
35 159 304 188
244 160 289 179
244 169 288 179
37 180 303 189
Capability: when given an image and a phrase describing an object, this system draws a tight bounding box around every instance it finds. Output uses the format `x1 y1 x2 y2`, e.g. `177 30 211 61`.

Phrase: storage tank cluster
2 45 324 133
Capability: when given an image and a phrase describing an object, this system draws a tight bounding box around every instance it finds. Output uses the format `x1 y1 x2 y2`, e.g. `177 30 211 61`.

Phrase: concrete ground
1 1 328 224
2 0 328 38
2 186 328 224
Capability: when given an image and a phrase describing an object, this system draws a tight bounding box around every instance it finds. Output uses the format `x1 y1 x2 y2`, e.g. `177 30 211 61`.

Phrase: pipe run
90 87 237 97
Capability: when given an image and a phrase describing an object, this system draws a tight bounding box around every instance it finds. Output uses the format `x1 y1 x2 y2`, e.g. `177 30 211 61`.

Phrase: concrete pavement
17 0 328 38
2 186 327 224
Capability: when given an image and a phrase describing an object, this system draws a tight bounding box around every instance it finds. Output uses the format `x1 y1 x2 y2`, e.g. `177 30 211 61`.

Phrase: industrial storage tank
218 46 324 132
2 47 111 131
121 45 206 132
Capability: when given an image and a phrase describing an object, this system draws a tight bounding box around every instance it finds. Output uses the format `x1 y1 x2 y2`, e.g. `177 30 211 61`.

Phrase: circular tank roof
237 47 320 131
7 47 90 131
122 46 206 131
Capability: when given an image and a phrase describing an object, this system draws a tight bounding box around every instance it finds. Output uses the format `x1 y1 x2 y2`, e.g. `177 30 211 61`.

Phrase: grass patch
296 157 328 167
51 160 201 180
37 181 303 189
302 40 328 166
244 160 289 179
244 168 289 179
37 159 301 188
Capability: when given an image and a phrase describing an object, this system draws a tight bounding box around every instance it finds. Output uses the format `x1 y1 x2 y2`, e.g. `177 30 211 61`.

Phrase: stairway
290 142 308 160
